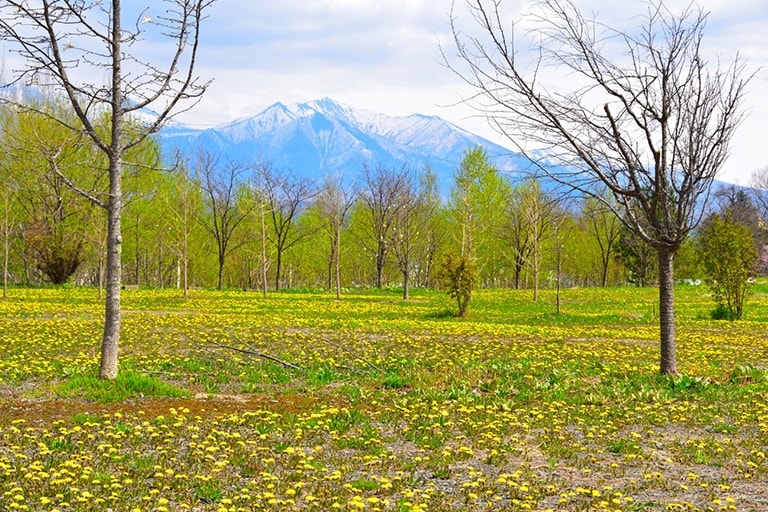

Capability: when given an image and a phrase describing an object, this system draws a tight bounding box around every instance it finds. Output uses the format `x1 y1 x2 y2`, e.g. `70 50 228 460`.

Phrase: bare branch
445 0 752 375
319 337 384 374
210 341 303 371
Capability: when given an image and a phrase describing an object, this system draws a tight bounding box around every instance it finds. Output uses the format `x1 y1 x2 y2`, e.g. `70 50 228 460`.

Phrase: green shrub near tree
698 212 758 320
438 253 476 317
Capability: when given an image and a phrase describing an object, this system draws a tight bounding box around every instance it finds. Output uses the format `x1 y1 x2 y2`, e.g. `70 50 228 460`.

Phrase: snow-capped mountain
159 98 532 189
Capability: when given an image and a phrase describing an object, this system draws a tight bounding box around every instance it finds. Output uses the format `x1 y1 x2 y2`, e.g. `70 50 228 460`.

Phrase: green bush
697 212 758 320
437 253 476 317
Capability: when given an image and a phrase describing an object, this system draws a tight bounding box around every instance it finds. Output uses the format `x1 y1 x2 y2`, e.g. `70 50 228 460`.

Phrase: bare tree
389 170 421 300
198 154 250 291
582 194 623 287
415 165 446 289
359 164 411 289
317 174 356 299
0 0 214 379
256 164 317 291
749 167 768 221
500 183 533 290
447 0 750 374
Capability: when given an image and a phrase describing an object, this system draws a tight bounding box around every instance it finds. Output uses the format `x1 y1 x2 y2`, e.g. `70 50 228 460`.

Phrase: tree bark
334 230 342 300
260 201 268 297
532 241 539 302
99 153 122 380
275 250 282 291
658 246 677 375
217 252 225 291
97 0 124 380
375 246 385 289
182 232 189 298
402 266 410 300
2 193 9 300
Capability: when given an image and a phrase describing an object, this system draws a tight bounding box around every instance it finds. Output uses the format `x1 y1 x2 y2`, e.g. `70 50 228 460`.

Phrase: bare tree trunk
2 194 9 300
99 156 122 380
327 241 334 291
157 237 163 288
98 250 105 301
556 235 562 315
375 246 385 289
217 254 225 291
2 224 8 300
658 246 677 375
97 0 125 380
260 206 268 297
182 238 189 299
133 214 140 286
274 251 282 291
532 241 539 302
334 234 341 300
402 267 410 300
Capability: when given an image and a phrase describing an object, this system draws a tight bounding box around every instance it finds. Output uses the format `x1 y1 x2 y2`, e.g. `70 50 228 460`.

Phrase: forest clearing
0 285 767 511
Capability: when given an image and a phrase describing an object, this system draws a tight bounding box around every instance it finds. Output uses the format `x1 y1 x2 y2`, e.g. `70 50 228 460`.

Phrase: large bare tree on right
448 0 751 374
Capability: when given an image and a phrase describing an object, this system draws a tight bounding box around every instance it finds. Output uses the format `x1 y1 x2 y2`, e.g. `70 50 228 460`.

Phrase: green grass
55 369 189 403
1 284 767 510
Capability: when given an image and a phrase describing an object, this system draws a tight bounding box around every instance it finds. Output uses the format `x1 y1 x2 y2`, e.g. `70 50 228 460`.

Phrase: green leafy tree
438 253 476 317
414 166 448 289
158 162 204 297
4 100 101 285
615 226 658 287
450 146 510 286
0 105 20 296
698 213 757 320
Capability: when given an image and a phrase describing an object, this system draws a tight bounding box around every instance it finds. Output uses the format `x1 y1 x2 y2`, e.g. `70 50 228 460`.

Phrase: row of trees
1 104 764 305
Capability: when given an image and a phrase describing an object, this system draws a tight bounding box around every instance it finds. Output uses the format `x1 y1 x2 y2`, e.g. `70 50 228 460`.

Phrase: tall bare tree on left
0 0 215 379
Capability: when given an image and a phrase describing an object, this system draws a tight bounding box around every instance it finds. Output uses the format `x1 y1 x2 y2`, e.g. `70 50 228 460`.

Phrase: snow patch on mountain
158 98 529 189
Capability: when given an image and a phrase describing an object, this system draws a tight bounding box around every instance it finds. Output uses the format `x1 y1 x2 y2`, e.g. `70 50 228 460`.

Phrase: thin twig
320 337 384 373
211 340 302 371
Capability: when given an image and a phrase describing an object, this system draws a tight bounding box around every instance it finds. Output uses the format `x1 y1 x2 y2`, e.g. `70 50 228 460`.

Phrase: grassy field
0 284 767 511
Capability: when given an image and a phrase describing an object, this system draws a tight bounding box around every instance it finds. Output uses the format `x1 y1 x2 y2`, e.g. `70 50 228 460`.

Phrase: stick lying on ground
210 340 302 371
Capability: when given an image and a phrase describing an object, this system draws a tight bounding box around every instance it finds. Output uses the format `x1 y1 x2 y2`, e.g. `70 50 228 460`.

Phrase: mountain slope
158 98 530 187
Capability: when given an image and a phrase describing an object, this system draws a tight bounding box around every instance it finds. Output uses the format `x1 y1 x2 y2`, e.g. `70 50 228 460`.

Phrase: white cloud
9 0 759 182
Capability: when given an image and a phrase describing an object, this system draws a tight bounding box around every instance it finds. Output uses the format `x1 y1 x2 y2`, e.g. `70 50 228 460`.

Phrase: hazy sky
11 0 764 184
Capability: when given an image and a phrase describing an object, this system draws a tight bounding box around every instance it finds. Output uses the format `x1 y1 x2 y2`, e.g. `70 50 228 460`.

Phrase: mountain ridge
158 98 529 188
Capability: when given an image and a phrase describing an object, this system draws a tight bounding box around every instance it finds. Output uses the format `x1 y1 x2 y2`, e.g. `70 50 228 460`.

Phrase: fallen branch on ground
320 337 384 373
210 340 302 371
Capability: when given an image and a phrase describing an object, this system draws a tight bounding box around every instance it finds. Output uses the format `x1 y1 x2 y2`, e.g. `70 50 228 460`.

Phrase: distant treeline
1 98 766 295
